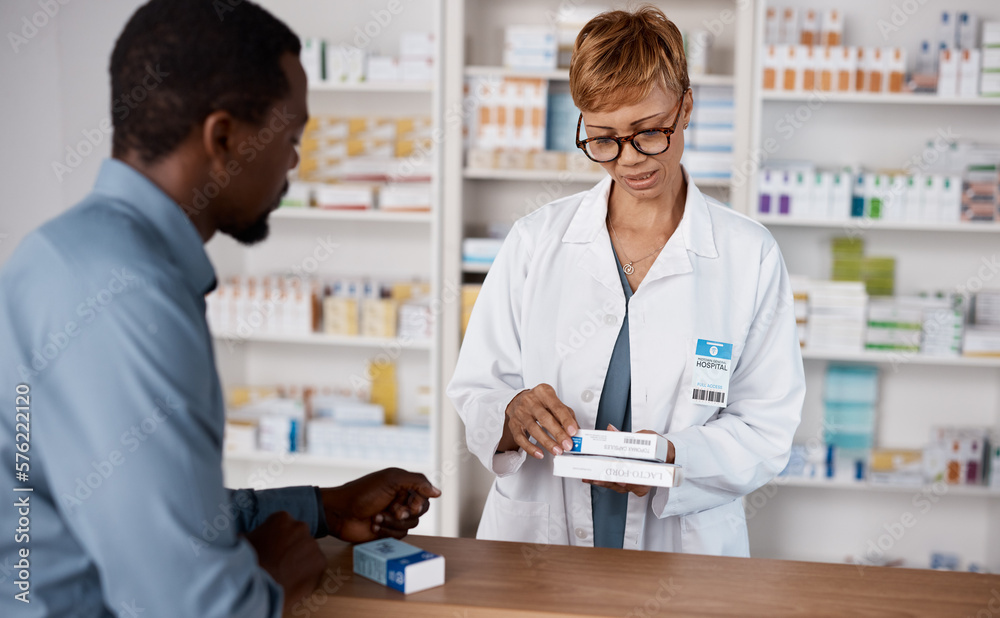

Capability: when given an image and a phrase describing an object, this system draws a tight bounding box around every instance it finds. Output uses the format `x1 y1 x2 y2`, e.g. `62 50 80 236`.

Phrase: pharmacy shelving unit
439 0 756 537
204 0 459 538
742 0 1000 570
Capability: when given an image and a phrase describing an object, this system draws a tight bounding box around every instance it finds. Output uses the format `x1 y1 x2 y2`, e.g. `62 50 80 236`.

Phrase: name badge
691 339 732 406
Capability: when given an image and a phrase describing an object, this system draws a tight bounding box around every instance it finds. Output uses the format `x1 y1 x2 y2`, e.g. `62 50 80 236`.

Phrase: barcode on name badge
623 437 651 446
692 388 725 404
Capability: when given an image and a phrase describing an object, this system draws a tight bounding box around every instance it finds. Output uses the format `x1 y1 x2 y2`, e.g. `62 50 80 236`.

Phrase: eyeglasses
575 90 688 163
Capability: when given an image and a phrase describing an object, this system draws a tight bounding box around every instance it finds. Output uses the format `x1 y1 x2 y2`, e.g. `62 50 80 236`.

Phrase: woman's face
582 85 692 204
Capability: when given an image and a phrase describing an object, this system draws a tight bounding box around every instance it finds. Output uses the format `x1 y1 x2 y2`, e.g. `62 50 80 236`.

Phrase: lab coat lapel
563 177 625 297
641 175 719 286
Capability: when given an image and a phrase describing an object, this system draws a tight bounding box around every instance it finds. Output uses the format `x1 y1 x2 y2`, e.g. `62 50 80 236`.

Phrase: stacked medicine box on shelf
747 0 1000 570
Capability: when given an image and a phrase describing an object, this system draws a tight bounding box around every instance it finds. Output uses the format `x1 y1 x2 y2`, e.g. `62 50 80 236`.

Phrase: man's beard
226 181 287 245
226 211 271 246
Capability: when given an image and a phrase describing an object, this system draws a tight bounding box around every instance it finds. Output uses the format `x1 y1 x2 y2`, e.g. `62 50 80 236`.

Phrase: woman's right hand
498 384 579 459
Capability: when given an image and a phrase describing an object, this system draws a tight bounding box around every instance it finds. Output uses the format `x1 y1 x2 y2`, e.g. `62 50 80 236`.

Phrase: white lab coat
447 171 805 556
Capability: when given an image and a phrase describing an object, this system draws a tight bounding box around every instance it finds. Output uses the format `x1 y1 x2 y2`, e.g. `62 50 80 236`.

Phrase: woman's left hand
583 427 674 497
583 478 654 497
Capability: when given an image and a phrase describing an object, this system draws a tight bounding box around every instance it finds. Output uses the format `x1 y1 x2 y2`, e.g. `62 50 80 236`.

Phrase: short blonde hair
569 5 690 113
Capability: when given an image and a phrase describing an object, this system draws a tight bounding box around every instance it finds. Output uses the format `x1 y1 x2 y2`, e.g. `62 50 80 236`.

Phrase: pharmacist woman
447 6 805 556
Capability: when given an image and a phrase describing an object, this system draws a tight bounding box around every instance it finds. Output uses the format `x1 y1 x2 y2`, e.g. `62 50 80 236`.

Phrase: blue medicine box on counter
353 538 445 594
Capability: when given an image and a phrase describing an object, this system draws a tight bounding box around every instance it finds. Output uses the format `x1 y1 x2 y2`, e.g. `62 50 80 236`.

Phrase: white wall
0 0 143 266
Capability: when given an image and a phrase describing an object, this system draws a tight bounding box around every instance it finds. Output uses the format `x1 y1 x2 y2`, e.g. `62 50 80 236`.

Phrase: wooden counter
303 535 1000 617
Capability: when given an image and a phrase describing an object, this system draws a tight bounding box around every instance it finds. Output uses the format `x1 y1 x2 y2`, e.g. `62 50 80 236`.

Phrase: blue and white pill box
353 538 445 594
568 429 670 462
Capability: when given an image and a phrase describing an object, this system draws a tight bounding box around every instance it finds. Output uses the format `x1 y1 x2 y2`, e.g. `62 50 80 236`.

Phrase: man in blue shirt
0 1 440 616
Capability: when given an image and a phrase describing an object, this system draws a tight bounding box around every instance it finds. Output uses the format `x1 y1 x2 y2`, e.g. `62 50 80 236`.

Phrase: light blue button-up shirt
0 159 326 617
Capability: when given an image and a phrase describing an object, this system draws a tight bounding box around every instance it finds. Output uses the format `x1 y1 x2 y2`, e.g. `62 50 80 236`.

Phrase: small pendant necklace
607 215 667 276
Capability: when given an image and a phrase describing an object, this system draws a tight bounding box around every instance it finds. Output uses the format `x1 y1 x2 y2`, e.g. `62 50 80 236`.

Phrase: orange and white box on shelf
505 78 547 151
835 46 857 92
885 48 906 93
821 9 843 46
782 45 805 91
764 7 780 45
800 9 820 46
802 46 818 91
762 44 781 90
855 47 868 92
475 97 501 151
865 47 886 93
780 7 799 45
818 47 836 91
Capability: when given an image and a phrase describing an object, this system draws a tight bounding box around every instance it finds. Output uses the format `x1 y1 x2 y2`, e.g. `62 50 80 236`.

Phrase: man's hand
321 468 441 543
244 511 325 613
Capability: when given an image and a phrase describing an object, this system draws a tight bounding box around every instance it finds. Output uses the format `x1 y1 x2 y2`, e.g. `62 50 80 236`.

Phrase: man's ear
202 110 237 170
683 88 694 127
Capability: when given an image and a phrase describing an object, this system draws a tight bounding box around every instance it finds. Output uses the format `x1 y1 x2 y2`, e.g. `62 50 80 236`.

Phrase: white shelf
464 65 735 87
462 261 492 274
272 208 432 223
308 81 433 93
762 91 1000 106
463 167 732 188
801 348 1000 368
212 331 432 350
775 476 1000 497
691 177 734 188
756 216 1000 233
463 167 605 183
223 450 433 472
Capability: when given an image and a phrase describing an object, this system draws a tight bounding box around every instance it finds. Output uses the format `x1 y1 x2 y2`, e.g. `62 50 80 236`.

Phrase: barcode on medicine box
692 388 725 404
623 437 651 446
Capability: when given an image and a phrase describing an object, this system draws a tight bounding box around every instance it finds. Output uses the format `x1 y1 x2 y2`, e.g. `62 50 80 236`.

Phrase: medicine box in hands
353 538 444 594
553 454 683 488
568 429 670 462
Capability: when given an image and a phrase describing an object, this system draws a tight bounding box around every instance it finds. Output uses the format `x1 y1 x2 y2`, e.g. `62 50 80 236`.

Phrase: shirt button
575 528 587 539
581 390 594 403
604 314 617 326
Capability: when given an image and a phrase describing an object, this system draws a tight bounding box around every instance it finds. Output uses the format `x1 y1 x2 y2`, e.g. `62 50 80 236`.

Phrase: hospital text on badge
691 339 733 405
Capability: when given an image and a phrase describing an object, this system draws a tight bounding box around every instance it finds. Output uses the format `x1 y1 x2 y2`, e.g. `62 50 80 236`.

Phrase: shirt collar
562 166 719 259
92 158 217 295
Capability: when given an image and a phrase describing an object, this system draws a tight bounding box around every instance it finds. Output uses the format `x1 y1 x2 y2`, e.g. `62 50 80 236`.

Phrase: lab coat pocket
679 499 749 557
477 482 550 544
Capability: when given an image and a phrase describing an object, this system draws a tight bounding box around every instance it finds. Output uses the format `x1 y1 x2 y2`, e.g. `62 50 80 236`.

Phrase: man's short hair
110 0 301 163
